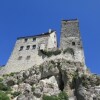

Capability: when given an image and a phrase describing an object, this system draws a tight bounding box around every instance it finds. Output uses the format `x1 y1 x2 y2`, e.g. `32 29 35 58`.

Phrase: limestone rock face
1 59 100 100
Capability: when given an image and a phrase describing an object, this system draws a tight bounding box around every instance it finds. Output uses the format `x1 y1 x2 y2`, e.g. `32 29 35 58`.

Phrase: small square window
25 38 28 42
33 38 36 41
19 46 24 51
18 56 22 60
26 45 30 50
33 45 36 49
26 56 30 60
72 42 75 46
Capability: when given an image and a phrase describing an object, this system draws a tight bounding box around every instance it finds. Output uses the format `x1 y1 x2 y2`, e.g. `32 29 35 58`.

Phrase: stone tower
60 19 85 63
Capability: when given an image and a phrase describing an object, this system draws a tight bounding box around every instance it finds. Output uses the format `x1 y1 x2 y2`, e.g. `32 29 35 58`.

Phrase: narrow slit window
33 45 36 49
26 45 30 50
19 46 24 51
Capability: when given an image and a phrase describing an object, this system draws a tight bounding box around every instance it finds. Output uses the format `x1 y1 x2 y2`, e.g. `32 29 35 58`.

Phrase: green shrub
3 72 16 77
9 72 15 76
43 92 68 100
0 91 10 100
0 78 3 82
81 74 89 87
3 74 10 77
31 86 35 92
41 49 61 57
52 50 61 56
11 91 21 97
43 95 58 100
6 80 15 86
0 83 11 91
63 48 74 55
58 91 68 100
96 76 100 86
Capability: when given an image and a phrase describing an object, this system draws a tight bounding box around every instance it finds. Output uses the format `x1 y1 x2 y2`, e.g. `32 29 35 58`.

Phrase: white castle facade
0 19 86 75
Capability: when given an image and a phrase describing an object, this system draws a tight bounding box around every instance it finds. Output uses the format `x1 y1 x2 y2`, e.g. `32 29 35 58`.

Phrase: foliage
0 91 10 100
3 74 10 77
41 49 61 57
96 76 100 86
0 83 11 91
11 91 21 97
58 91 68 100
43 91 68 100
71 71 79 89
31 86 35 92
63 48 74 55
9 72 16 76
6 80 15 86
43 95 58 100
0 78 3 82
3 72 16 77
81 74 89 87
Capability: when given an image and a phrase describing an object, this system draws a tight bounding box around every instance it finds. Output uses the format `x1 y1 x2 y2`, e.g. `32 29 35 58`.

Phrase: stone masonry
60 19 85 63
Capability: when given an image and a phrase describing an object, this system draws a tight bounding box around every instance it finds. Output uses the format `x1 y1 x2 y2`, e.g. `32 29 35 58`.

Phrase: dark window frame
24 38 28 42
26 45 30 50
19 46 24 51
33 45 36 49
72 42 75 46
33 38 36 41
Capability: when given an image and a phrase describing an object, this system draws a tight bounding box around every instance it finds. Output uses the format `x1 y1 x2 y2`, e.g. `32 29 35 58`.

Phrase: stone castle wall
2 31 57 74
0 19 86 75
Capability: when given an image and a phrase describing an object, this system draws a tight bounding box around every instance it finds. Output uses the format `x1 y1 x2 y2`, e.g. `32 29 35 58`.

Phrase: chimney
49 29 52 33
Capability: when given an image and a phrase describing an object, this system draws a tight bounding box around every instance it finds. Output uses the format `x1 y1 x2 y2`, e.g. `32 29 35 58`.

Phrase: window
26 56 30 60
18 56 22 60
26 45 30 50
72 42 75 46
19 46 24 51
33 45 36 49
33 38 36 41
25 38 28 42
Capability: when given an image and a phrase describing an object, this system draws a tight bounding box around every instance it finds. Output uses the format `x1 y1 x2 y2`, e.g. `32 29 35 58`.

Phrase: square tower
60 19 85 63
60 19 82 49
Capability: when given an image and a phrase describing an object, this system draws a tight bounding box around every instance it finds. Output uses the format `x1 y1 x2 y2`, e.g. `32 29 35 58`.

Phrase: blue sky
0 0 100 74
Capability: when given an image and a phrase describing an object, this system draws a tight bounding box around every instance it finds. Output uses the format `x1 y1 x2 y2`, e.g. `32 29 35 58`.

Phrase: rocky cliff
0 58 100 100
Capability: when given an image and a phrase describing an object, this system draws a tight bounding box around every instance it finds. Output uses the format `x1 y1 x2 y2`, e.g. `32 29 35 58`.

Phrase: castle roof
17 30 55 40
62 19 78 22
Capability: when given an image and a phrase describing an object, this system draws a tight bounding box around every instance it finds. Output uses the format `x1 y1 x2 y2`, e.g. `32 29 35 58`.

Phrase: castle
0 19 86 75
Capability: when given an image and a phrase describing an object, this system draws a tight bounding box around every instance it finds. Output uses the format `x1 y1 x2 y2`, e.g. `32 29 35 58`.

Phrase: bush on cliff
0 83 11 91
43 91 68 100
0 91 10 100
40 49 61 57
